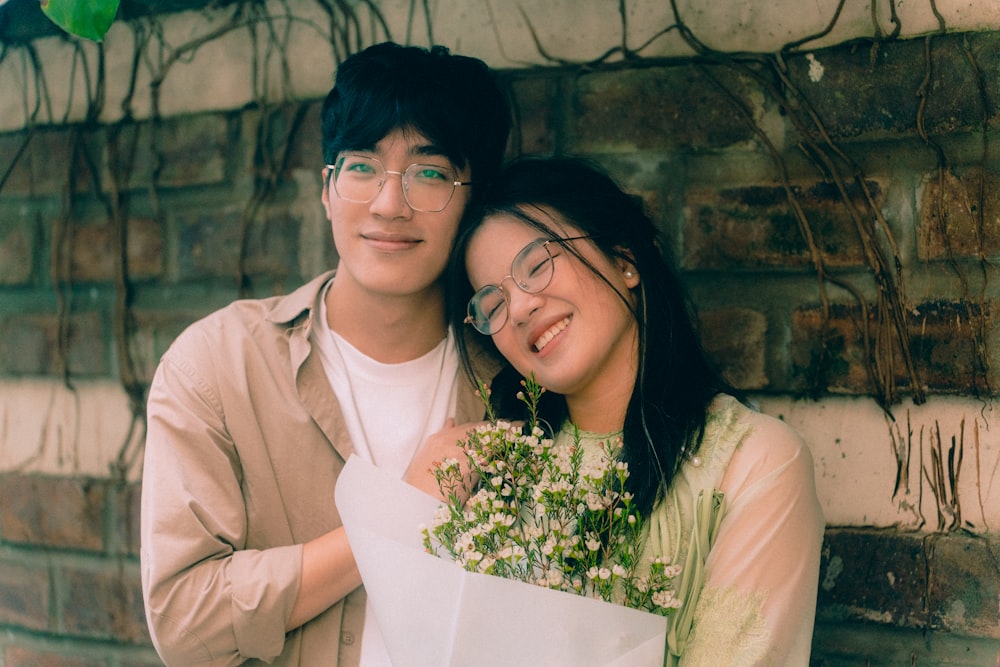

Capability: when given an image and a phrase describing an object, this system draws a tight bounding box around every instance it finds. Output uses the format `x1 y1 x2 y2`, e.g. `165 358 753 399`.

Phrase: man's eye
345 161 377 175
412 166 449 182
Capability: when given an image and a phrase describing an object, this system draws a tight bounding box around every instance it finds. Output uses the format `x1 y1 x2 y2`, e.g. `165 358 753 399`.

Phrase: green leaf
40 0 121 42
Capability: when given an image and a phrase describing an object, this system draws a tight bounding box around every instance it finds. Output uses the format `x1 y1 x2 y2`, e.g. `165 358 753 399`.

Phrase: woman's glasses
465 236 590 336
329 153 471 212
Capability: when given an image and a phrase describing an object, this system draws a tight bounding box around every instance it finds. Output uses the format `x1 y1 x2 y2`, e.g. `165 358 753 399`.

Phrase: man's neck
324 279 448 364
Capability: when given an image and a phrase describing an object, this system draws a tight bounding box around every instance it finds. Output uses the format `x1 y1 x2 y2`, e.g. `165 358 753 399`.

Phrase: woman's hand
403 419 484 501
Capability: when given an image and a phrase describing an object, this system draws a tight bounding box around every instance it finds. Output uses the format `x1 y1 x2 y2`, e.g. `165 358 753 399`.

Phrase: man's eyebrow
411 144 451 159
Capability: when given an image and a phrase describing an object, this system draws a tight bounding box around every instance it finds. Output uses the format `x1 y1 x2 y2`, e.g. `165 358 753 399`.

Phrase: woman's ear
614 247 640 288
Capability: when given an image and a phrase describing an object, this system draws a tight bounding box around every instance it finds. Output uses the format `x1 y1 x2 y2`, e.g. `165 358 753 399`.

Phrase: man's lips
362 232 422 249
532 316 571 352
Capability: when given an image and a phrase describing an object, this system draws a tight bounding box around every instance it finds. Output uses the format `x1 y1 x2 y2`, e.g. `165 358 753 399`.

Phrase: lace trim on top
678 585 769 666
559 398 772 666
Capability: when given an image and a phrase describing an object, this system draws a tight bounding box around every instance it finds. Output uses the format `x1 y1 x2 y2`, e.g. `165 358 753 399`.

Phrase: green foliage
41 0 120 41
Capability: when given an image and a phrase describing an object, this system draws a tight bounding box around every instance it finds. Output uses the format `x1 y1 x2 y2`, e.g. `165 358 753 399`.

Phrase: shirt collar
265 270 336 326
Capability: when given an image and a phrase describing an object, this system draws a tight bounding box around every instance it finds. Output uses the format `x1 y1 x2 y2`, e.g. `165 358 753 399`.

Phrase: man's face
321 128 470 301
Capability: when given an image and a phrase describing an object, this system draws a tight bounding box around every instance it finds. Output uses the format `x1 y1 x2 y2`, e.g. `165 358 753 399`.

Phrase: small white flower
653 590 682 609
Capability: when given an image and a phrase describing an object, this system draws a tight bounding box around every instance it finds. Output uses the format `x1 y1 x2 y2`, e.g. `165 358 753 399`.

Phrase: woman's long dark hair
449 156 740 516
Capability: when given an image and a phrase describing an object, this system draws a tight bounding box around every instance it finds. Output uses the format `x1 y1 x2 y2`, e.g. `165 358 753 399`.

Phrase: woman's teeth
533 317 570 352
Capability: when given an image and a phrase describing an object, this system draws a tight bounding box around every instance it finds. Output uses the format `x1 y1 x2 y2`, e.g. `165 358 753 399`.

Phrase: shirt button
342 632 355 645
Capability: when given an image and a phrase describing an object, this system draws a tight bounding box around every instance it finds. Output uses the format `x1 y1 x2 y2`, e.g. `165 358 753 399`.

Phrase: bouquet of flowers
421 376 681 617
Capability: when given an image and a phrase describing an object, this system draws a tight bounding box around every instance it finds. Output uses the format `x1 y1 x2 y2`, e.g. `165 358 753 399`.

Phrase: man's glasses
328 153 471 212
465 236 590 336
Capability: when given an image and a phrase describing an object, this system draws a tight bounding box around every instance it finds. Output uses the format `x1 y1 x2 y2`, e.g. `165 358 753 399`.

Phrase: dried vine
0 0 995 477
519 0 995 410
0 0 400 479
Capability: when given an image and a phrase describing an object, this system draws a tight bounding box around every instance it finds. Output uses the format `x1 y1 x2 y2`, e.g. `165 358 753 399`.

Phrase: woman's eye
479 293 505 321
527 258 549 278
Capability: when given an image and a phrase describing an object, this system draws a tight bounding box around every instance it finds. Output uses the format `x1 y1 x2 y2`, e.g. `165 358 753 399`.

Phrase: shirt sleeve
140 335 302 665
681 412 824 667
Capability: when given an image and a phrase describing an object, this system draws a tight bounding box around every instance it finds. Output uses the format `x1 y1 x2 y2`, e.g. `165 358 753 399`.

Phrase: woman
448 157 824 666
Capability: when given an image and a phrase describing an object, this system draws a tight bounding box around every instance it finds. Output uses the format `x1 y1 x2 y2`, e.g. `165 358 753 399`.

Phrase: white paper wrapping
335 455 668 667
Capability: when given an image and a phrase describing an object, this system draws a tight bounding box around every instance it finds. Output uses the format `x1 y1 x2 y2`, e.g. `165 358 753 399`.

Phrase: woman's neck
566 397 628 434
565 335 638 434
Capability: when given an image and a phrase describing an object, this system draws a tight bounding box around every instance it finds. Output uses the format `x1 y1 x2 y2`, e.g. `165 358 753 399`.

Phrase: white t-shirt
313 281 461 665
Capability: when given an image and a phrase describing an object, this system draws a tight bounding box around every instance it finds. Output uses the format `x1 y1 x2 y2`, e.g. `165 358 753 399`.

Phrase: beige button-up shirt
141 271 496 666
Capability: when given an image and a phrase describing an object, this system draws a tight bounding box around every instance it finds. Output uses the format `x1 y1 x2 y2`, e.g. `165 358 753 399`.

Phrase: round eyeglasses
465 236 591 336
328 153 471 213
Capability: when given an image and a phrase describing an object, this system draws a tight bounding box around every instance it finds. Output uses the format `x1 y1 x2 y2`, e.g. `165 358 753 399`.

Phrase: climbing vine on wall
0 0 396 479
515 0 993 411
0 0 994 480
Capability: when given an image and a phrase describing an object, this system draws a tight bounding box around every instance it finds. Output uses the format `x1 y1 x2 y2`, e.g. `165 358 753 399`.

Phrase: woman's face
465 211 641 416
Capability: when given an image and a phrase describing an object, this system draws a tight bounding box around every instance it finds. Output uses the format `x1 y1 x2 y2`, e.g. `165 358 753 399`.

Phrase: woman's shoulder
708 394 805 452
709 394 814 495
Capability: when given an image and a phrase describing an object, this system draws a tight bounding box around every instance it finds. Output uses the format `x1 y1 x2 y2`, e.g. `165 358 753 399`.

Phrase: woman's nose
505 281 543 326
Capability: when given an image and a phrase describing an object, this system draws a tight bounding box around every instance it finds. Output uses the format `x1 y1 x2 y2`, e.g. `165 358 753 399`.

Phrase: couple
140 41 823 666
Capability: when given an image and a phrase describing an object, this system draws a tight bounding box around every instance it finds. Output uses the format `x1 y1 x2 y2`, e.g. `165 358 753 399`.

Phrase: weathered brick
0 311 107 376
784 32 1000 141
127 481 141 557
248 103 319 176
699 307 768 390
0 213 36 285
58 563 149 643
927 535 1000 637
67 216 164 282
0 127 87 197
918 167 1000 260
0 474 105 551
819 528 927 628
4 646 104 667
285 101 324 170
791 300 993 397
109 114 230 190
683 180 881 270
176 204 300 282
572 66 756 153
819 528 1000 638
508 74 559 155
0 558 50 631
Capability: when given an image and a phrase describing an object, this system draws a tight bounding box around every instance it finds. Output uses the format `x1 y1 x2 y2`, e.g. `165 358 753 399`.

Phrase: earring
624 270 634 278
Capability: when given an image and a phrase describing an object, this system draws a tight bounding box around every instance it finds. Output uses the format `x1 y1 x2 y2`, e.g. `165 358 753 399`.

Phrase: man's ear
321 167 332 209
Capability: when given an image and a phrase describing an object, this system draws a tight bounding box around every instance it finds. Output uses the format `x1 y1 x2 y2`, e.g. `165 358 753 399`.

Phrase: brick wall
1 30 999 664
0 475 156 665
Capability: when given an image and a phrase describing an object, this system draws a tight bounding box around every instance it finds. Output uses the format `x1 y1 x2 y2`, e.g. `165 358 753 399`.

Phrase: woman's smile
531 315 571 352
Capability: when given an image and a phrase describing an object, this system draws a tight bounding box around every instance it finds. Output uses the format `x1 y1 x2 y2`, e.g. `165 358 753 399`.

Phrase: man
141 42 510 666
